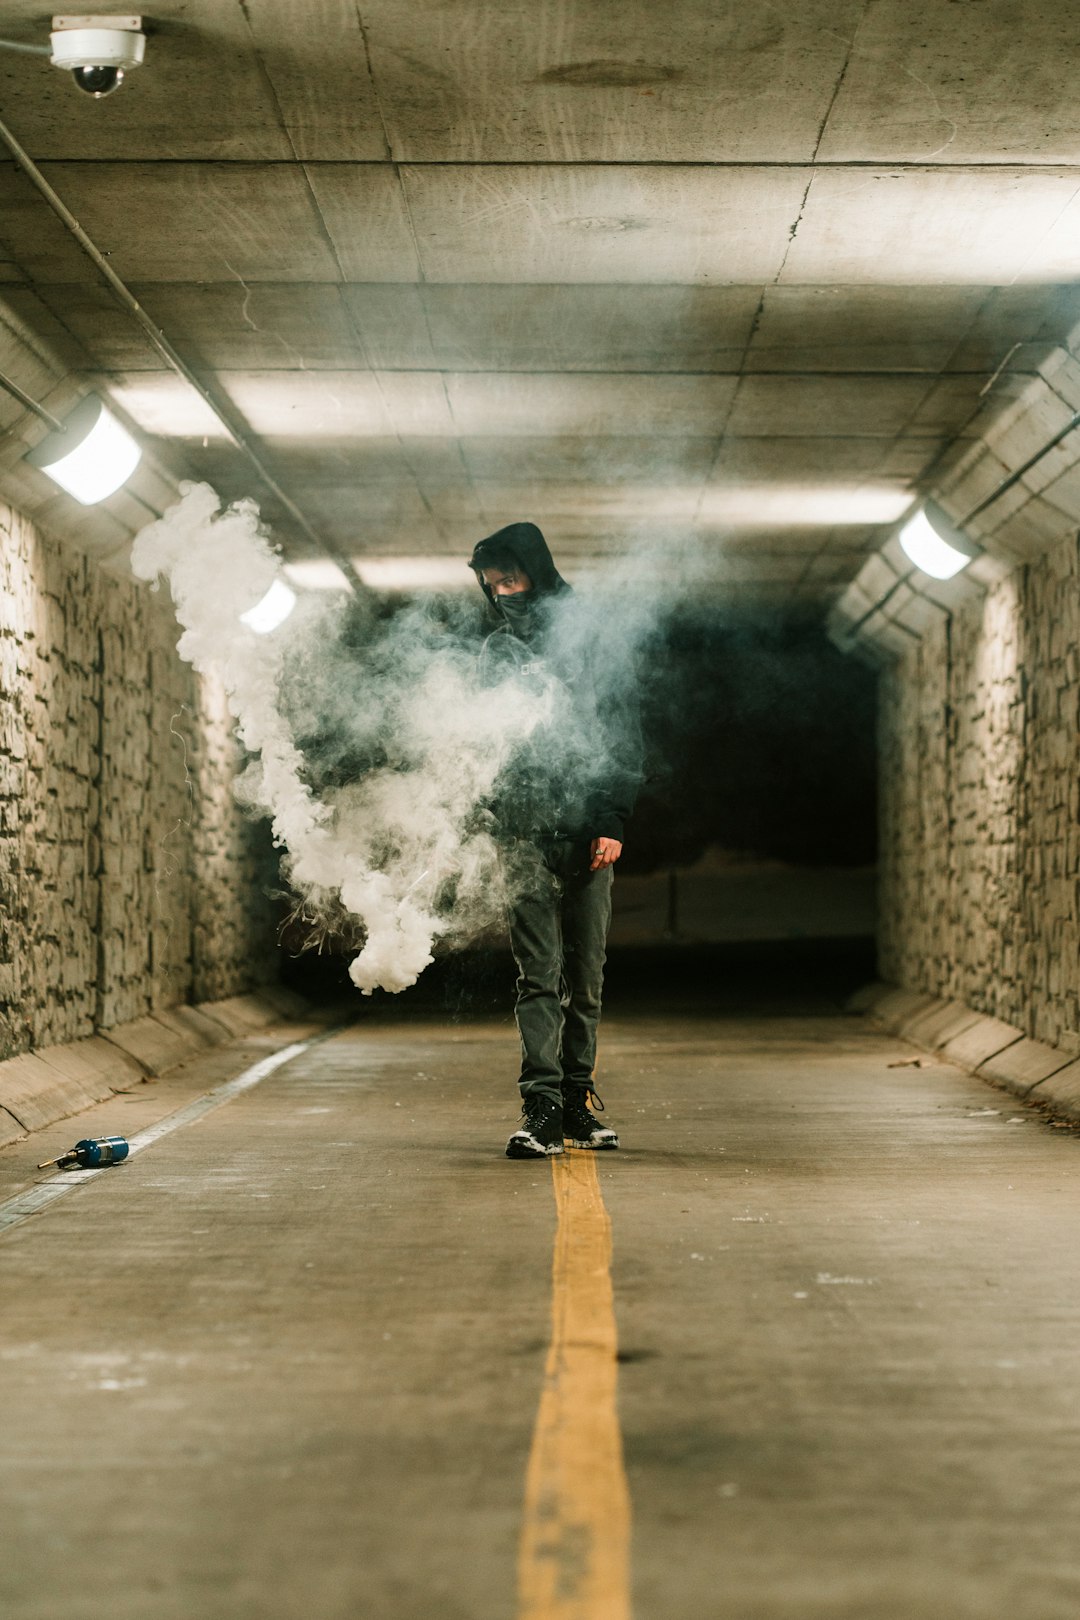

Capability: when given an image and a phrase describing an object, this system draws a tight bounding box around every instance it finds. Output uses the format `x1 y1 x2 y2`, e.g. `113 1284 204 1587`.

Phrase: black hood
469 522 570 613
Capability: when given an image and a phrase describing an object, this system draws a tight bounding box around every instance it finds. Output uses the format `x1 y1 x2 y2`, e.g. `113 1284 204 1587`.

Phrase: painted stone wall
879 528 1080 1054
0 500 278 1058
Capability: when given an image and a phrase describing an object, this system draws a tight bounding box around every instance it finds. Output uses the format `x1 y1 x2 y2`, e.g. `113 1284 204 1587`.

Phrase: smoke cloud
131 483 645 995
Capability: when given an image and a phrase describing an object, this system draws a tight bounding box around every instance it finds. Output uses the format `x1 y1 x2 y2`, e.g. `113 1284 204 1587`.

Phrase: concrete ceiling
1 0 1080 601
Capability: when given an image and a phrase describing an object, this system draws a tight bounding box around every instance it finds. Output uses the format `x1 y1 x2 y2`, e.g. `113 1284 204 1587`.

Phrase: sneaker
506 1094 565 1158
563 1088 619 1150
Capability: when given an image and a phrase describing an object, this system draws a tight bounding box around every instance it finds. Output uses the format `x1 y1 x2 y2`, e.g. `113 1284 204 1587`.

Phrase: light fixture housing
25 393 141 504
897 500 980 580
240 579 297 634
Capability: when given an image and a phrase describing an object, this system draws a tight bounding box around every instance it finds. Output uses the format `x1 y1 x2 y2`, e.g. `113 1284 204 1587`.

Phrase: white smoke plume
131 483 569 994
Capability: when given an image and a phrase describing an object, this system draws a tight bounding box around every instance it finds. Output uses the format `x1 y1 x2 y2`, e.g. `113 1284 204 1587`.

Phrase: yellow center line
517 1150 633 1620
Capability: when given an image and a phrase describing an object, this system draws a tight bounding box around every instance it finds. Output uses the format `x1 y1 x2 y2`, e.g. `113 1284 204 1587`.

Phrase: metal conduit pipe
0 110 364 594
0 39 50 57
0 367 63 432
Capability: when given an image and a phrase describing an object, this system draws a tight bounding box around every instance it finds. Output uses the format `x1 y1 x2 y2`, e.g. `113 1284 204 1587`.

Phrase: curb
851 981 1080 1118
0 988 338 1146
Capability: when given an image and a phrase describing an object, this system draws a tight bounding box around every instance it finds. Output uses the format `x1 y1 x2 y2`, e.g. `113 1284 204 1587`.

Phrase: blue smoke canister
38 1136 130 1171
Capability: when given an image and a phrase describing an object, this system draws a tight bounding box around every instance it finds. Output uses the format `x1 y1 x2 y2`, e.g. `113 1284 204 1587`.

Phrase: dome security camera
50 14 146 97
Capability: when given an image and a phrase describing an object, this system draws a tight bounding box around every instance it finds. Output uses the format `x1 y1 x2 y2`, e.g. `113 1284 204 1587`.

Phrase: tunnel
2 5 1080 1617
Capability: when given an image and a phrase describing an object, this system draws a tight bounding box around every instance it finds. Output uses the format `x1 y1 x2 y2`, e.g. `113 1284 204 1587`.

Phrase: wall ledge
851 981 1080 1118
0 991 335 1147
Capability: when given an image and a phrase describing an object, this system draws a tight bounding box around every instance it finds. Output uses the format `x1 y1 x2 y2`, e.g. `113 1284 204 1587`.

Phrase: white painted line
124 1041 311 1155
0 1035 327 1237
0 1180 81 1232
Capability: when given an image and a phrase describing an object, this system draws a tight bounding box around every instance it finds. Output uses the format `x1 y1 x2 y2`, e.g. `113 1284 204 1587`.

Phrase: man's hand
590 837 623 872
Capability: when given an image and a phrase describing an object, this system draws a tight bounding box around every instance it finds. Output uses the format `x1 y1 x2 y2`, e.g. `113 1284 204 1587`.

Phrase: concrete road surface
2 948 1079 1620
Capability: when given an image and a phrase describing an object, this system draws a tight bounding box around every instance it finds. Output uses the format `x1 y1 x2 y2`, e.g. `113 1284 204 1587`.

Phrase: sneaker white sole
506 1132 565 1159
566 1132 619 1150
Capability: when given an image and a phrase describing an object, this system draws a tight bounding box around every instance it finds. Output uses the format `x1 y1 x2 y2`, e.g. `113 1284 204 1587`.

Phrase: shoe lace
563 1088 604 1116
522 1095 560 1123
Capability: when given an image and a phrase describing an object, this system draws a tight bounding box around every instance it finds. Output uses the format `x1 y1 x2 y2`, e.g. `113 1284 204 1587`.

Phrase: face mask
497 591 540 633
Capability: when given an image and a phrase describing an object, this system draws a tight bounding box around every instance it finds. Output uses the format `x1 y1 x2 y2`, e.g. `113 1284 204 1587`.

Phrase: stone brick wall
879 529 1080 1054
0 500 278 1058
188 675 280 1003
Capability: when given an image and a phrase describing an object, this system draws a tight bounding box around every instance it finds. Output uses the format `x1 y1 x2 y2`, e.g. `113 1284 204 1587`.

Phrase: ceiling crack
808 0 873 164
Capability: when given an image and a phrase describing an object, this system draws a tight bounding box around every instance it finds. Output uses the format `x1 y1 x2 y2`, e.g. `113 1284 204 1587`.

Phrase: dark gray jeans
502 837 614 1103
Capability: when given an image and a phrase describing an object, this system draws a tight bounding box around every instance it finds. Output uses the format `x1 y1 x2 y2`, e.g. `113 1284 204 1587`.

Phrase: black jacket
469 523 640 843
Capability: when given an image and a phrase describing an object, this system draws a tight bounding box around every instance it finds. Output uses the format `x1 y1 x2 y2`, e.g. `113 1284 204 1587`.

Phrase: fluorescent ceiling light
221 373 452 438
284 556 475 595
240 579 297 634
699 485 912 527
898 503 978 580
26 395 141 504
283 559 352 592
353 557 471 592
106 378 228 440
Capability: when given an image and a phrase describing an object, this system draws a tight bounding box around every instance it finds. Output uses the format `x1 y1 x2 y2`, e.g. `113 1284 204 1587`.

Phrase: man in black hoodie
469 522 639 1159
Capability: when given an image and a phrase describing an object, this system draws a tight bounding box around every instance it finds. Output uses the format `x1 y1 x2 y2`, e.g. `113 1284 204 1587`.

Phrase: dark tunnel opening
626 605 878 874
279 597 879 1014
